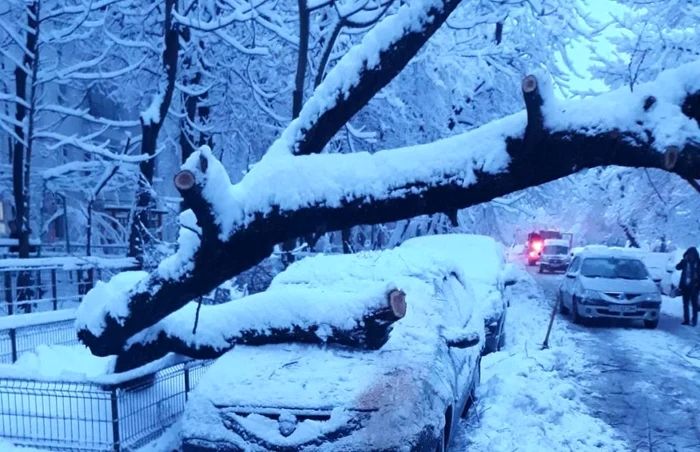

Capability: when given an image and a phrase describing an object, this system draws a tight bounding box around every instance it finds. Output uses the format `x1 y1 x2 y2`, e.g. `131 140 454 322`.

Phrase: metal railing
0 318 78 364
1 257 138 315
0 359 212 451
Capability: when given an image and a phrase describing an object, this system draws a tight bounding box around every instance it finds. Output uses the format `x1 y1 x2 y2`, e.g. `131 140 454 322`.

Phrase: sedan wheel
462 360 481 418
571 297 583 325
558 291 569 315
435 430 446 452
644 318 659 329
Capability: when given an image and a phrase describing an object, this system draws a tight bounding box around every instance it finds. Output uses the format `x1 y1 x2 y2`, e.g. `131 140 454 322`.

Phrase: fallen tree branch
113 289 407 371
77 62 700 357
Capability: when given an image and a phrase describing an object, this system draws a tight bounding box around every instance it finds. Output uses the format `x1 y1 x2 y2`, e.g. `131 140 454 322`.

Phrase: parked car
660 249 686 297
538 239 571 274
181 246 484 452
558 248 662 329
401 234 514 355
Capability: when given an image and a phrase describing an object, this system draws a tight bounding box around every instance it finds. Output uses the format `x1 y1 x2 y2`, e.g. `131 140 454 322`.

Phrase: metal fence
0 319 78 364
0 359 213 451
1 259 138 315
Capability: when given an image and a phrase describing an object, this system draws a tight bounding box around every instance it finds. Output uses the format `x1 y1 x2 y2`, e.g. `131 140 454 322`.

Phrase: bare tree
128 0 180 262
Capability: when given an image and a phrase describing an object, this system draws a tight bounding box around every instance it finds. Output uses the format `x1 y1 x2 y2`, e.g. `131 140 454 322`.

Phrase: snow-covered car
558 248 662 329
538 239 571 273
400 234 513 355
660 249 685 297
181 246 484 452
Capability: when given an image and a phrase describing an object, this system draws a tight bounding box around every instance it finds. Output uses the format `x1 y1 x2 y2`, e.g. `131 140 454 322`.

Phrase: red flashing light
532 241 543 251
529 250 537 257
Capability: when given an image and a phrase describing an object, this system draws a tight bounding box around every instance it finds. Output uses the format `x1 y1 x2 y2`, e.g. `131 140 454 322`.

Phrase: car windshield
543 245 568 255
580 257 648 280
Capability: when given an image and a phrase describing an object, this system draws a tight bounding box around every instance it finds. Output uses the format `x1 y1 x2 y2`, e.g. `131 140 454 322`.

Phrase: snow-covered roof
575 246 645 261
400 234 505 286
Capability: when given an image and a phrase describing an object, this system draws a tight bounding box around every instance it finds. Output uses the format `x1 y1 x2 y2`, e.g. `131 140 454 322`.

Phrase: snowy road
535 270 700 452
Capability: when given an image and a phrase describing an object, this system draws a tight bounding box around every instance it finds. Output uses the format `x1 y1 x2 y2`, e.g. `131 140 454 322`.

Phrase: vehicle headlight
580 289 602 301
640 292 662 302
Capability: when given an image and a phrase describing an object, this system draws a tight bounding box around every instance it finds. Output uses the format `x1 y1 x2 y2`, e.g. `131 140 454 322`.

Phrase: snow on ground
0 440 50 452
456 267 628 452
11 344 115 380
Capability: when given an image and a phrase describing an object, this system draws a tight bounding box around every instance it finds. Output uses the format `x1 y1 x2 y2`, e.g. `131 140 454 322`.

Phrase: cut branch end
389 289 407 319
663 146 679 170
174 170 196 191
521 75 538 94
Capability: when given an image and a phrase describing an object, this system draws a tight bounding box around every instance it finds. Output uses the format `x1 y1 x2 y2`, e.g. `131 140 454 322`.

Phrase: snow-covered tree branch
77 60 700 357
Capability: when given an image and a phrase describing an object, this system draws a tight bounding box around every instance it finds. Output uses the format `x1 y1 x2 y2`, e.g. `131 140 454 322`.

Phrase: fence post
4 271 13 316
9 328 17 363
110 388 121 452
51 269 58 311
184 365 191 401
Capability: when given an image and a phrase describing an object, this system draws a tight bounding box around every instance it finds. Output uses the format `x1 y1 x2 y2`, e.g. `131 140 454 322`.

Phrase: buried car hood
180 341 457 451
186 341 441 412
580 276 658 294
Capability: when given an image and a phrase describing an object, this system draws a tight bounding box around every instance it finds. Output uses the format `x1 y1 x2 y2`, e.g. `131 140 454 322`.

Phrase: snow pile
9 344 115 380
0 256 137 271
461 267 628 452
75 270 148 337
0 308 76 330
0 440 49 452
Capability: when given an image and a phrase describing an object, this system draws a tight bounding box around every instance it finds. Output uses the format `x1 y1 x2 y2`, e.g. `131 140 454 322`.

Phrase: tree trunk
12 1 40 313
128 0 180 263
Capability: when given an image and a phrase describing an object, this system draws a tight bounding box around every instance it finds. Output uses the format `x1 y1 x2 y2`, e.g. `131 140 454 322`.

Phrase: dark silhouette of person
676 247 700 326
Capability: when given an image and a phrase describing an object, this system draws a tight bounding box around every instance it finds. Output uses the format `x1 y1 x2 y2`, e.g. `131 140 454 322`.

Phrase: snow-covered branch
77 61 700 356
266 0 465 158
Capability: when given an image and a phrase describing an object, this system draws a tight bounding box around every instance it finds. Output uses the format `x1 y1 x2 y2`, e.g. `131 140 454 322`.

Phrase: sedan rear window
580 257 648 280
543 245 568 255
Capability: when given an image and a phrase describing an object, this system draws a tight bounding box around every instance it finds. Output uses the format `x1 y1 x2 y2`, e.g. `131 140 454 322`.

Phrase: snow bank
11 344 115 380
75 270 148 337
0 440 49 452
460 267 628 451
0 343 187 385
0 308 76 331
0 256 137 271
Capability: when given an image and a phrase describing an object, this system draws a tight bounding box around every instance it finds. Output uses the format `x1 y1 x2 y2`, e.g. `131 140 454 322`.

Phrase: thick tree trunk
128 0 180 262
77 70 700 356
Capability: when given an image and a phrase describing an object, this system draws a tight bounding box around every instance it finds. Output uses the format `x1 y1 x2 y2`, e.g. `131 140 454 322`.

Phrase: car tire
538 265 544 274
435 428 446 452
571 297 583 325
462 359 481 418
558 291 569 315
644 318 659 329
497 331 506 351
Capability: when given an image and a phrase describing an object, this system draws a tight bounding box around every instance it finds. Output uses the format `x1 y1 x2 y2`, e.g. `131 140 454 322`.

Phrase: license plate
614 305 635 312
